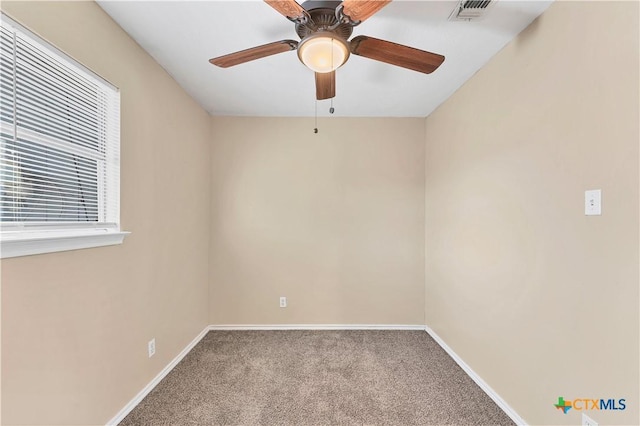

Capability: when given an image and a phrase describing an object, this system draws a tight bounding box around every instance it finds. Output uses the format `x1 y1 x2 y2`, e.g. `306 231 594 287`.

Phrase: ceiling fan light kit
297 32 349 73
209 0 445 101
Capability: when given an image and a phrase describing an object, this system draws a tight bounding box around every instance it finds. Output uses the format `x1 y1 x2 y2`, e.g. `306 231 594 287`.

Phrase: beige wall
2 0 638 425
424 2 639 425
210 117 425 325
0 2 211 425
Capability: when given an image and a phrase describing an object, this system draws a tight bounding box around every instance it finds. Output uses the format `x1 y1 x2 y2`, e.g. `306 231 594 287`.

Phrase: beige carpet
120 330 514 425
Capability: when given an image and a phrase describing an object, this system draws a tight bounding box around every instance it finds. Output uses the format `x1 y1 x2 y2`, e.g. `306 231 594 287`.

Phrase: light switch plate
585 189 602 215
148 338 156 358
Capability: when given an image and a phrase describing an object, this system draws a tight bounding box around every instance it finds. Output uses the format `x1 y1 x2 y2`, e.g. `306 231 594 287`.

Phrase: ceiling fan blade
341 0 391 23
210 40 298 68
315 71 335 100
264 0 308 21
350 35 444 74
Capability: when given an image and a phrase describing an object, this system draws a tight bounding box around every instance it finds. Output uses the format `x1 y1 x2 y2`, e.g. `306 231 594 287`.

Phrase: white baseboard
105 324 422 425
209 324 427 330
424 326 526 426
105 325 210 426
106 324 522 426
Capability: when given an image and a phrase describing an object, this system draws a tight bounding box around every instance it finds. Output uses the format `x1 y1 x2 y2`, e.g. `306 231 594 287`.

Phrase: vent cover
448 0 494 21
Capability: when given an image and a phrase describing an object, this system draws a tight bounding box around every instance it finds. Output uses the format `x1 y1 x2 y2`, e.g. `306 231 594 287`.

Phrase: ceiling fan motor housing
296 0 353 40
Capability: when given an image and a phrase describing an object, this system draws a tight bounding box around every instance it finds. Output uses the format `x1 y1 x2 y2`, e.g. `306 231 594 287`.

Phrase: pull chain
330 39 335 114
331 38 334 70
314 99 318 133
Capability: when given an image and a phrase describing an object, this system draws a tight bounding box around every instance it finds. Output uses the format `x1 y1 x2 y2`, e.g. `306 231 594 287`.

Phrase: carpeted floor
120 330 514 425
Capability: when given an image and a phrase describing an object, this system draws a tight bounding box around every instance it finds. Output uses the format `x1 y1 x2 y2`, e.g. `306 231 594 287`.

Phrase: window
0 15 127 258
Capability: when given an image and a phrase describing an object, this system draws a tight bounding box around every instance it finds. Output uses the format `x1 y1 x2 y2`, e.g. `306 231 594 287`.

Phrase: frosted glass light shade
297 33 349 73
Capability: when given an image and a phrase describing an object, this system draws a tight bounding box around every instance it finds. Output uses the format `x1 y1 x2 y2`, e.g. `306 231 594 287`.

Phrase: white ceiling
97 0 552 117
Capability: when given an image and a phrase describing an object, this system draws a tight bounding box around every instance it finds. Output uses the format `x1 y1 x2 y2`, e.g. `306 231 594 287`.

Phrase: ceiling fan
209 0 445 101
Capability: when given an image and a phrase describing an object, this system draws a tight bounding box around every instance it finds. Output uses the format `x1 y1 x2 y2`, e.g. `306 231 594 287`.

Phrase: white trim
106 324 522 426
208 324 426 331
0 230 130 258
424 326 527 426
105 326 209 426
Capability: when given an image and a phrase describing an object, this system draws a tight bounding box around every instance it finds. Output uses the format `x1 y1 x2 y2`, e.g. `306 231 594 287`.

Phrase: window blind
0 17 120 230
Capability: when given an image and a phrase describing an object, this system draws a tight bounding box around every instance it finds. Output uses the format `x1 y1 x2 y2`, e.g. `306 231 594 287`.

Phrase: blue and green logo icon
554 397 572 414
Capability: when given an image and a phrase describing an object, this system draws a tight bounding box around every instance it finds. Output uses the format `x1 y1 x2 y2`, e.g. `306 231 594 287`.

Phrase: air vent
448 0 494 21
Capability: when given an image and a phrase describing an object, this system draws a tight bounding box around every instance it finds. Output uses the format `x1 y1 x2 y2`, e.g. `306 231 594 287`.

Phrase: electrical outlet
279 296 287 308
582 413 598 426
148 338 156 358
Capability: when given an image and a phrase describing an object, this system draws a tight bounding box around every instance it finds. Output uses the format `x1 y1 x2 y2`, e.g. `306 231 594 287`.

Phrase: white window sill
0 229 130 259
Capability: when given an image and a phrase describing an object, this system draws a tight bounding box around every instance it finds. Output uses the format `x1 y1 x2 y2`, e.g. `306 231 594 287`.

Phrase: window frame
0 14 128 259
